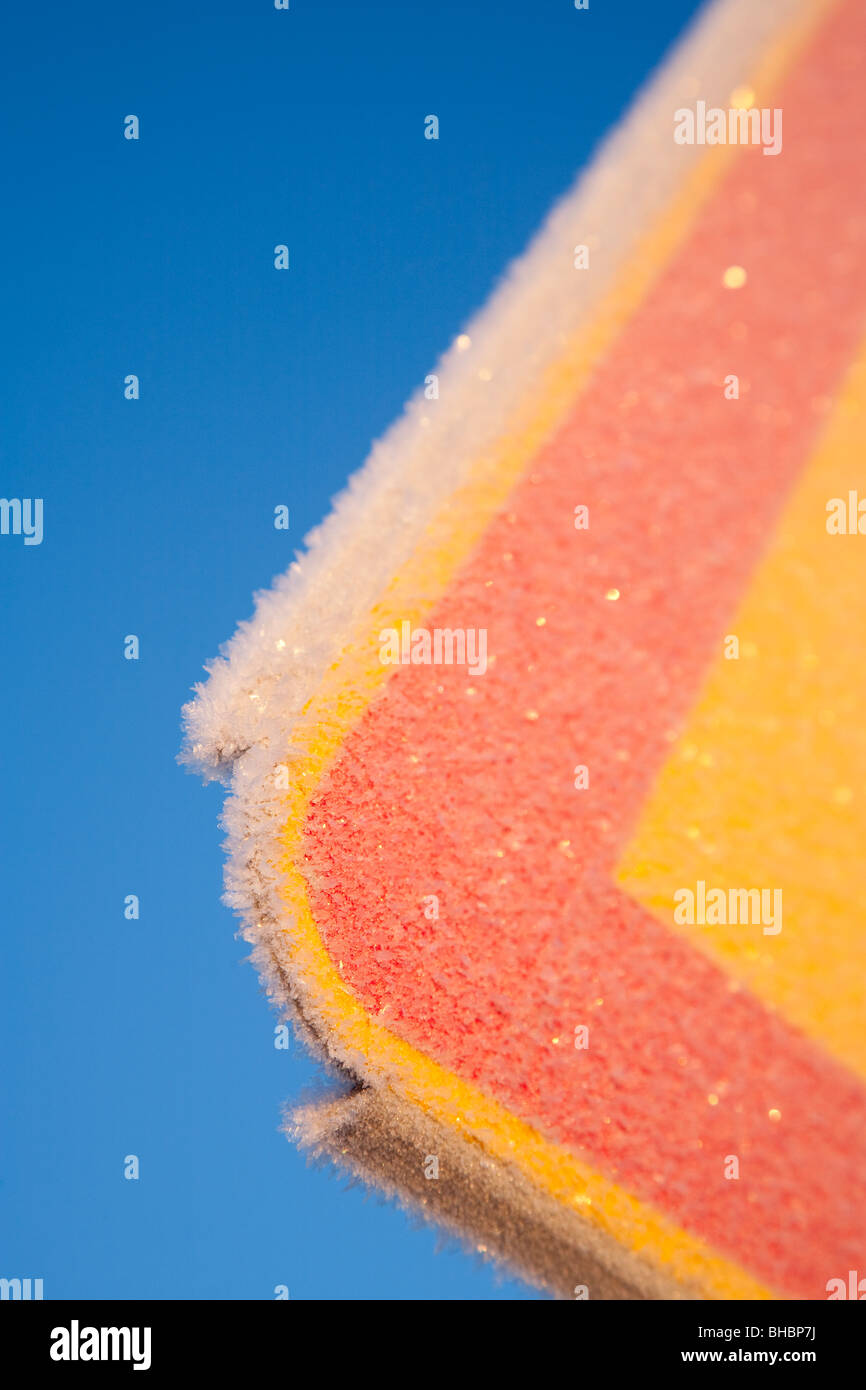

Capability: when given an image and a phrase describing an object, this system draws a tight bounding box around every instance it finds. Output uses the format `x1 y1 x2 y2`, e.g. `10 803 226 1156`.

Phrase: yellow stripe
618 341 866 1079
266 2 837 1298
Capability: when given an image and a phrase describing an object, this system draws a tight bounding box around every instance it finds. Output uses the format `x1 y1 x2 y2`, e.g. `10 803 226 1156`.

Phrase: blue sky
1 0 701 1299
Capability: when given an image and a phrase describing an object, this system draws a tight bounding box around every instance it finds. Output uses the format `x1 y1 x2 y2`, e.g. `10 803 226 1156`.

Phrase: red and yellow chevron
186 0 866 1299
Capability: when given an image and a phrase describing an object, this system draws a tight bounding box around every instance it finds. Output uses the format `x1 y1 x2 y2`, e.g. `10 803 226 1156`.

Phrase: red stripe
304 0 866 1296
